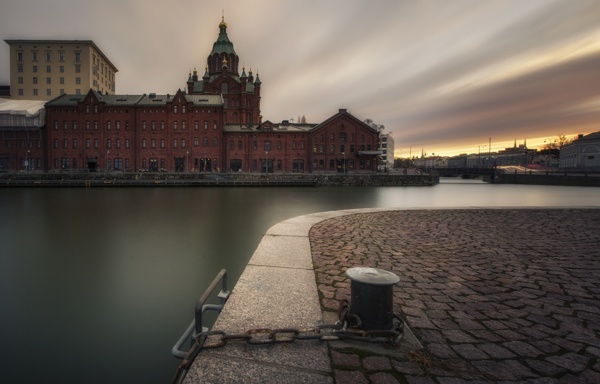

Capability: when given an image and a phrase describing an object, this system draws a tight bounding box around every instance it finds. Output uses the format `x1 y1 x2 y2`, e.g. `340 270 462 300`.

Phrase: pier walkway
181 208 600 383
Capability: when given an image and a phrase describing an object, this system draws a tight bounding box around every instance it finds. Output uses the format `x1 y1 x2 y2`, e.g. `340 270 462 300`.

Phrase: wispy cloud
1 0 599 155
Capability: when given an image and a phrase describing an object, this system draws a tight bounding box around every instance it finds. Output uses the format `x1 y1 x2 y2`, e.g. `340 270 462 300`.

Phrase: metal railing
171 268 230 359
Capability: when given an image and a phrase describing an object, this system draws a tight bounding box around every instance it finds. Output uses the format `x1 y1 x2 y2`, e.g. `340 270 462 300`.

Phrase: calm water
1 179 599 384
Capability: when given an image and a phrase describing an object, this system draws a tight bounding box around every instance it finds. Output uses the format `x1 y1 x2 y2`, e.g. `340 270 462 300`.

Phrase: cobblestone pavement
309 209 600 383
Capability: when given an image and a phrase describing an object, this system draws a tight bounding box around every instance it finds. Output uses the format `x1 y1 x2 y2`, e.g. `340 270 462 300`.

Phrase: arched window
221 82 228 94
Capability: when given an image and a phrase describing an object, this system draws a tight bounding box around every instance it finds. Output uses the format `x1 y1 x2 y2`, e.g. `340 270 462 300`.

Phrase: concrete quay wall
496 173 600 186
0 172 438 187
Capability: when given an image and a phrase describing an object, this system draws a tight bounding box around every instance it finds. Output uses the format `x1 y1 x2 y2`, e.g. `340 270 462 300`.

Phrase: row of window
316 132 367 143
4 139 41 149
53 119 219 131
17 51 80 62
17 88 74 96
311 159 370 169
17 64 80 73
312 144 372 154
228 140 307 151
19 76 77 85
52 137 219 150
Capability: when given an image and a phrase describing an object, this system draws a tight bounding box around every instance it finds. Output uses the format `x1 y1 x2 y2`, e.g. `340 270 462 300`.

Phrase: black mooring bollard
346 267 400 330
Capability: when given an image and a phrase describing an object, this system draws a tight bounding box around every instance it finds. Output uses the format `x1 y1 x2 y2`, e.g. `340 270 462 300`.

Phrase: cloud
1 0 600 156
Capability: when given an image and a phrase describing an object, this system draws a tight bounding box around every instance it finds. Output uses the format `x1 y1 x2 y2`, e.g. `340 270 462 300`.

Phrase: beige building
4 40 117 100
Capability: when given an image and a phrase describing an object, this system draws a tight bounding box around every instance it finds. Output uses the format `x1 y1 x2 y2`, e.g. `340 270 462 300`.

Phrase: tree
363 118 385 132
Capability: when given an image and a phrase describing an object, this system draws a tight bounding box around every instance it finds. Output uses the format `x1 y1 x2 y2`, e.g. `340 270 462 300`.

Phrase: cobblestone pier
311 209 600 383
182 208 600 383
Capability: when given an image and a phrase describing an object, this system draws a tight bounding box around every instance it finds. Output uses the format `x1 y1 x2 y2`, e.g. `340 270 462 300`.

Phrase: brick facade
39 18 381 173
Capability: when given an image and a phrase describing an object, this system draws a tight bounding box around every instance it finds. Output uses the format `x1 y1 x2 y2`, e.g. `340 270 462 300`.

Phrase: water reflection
1 181 599 383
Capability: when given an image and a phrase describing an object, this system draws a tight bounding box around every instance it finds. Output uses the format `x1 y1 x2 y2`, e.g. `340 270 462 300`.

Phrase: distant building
39 18 380 174
494 140 535 167
0 98 45 171
4 39 117 100
559 132 600 169
378 134 394 170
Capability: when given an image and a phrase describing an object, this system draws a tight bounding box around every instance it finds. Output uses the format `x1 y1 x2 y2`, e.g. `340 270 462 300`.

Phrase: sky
1 0 600 157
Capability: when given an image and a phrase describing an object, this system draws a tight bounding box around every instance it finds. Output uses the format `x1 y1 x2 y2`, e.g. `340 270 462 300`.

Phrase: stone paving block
369 372 400 384
363 356 392 371
334 369 368 384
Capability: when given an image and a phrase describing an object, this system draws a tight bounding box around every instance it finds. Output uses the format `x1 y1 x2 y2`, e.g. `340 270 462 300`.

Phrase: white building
559 132 600 169
378 134 394 170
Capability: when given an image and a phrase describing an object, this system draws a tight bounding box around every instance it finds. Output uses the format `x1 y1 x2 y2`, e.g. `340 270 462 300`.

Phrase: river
1 179 599 383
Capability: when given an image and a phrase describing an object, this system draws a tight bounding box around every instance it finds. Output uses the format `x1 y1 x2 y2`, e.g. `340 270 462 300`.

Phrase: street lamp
186 151 189 172
342 152 345 174
25 150 30 171
106 150 110 177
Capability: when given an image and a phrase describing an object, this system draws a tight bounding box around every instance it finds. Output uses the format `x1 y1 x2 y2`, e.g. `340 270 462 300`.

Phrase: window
292 141 297 150
173 121 178 130
75 65 81 73
106 121 111 130
59 52 64 61
33 77 38 84
86 139 90 148
46 77 51 84
75 52 81 62
182 139 186 149
60 77 64 84
76 77 81 84
264 141 271 151
94 139 98 149
229 141 234 150
64 121 68 130
106 139 111 149
173 105 177 114
33 89 38 96
46 89 51 96
161 121 165 130
33 65 38 73
17 51 23 61
330 144 335 154
151 139 156 149
277 141 282 150
182 121 186 130
54 139 59 149
340 145 345 153
194 121 199 130
173 139 178 148
203 137 208 147
204 121 208 130
142 121 146 130
73 139 77 149
213 121 217 130
116 139 121 149
182 105 186 113
73 121 77 130
194 137 199 147
17 65 23 73
142 139 147 148
238 141 243 150
151 121 155 131
300 141 305 150
46 65 51 73
125 139 130 149
161 139 165 149
213 137 218 146
59 65 64 73
63 139 68 149
32 51 38 61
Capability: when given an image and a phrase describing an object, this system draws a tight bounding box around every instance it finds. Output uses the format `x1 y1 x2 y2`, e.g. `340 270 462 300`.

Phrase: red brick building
41 18 380 173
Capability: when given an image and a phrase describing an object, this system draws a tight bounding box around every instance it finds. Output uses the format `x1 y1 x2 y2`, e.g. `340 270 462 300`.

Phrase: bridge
427 167 497 182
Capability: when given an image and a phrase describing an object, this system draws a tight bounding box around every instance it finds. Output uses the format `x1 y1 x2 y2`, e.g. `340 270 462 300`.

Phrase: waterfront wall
496 173 600 187
0 172 438 187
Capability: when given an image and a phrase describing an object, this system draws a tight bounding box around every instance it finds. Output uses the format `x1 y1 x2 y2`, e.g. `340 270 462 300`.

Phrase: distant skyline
1 0 599 157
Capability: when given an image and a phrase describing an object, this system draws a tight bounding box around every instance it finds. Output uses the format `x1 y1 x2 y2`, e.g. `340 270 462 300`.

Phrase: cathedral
39 18 381 174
